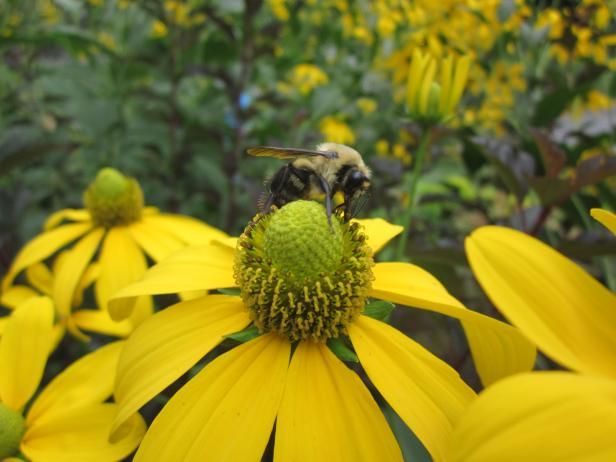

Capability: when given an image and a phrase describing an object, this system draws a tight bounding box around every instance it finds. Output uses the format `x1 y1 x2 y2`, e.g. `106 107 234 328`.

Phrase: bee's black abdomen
265 163 312 209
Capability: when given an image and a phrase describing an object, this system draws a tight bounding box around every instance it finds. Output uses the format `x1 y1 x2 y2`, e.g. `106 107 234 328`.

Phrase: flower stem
396 130 431 260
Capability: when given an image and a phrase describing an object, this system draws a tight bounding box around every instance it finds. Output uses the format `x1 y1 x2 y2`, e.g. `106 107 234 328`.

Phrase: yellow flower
592 208 616 235
319 116 356 144
289 64 329 95
109 200 535 461
267 0 290 21
2 168 227 326
448 222 616 460
150 20 168 38
356 97 377 114
0 297 145 460
406 49 471 125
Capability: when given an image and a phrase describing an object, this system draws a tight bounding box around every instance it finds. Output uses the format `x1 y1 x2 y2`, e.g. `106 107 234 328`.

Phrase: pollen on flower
234 200 374 342
83 167 144 228
0 403 25 459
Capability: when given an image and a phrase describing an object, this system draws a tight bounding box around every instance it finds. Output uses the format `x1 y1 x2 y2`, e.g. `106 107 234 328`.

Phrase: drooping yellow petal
143 213 229 245
95 227 151 322
418 57 437 115
371 262 536 385
591 208 616 234
128 219 185 262
109 243 236 316
2 222 92 290
466 226 616 378
275 340 401 461
111 295 250 437
0 318 6 335
438 54 453 115
44 208 91 230
25 263 53 296
0 296 54 411
353 218 403 254
72 262 100 308
349 315 475 461
446 55 471 114
53 228 105 319
134 333 290 462
22 404 145 462
0 285 39 309
448 372 616 462
72 309 133 337
27 341 123 426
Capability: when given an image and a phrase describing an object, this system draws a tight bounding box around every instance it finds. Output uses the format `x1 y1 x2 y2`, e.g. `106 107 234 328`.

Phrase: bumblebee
246 142 372 223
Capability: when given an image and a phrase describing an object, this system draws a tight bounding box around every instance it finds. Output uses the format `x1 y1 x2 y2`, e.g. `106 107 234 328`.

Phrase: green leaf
327 337 359 363
225 324 260 343
363 300 395 322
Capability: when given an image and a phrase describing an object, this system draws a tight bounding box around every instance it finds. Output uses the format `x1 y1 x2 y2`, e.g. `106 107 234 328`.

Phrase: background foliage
1 0 615 459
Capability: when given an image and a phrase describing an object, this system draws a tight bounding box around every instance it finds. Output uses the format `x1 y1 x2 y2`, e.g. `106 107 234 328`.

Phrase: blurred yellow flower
108 201 534 461
151 20 169 38
356 97 377 114
406 49 471 124
268 0 290 21
2 168 227 326
319 116 356 144
289 64 329 95
0 297 145 460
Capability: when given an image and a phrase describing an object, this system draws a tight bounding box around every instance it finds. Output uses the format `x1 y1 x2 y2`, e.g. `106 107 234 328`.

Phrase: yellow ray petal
128 219 185 262
349 315 475 461
353 218 403 254
25 263 53 296
26 341 123 426
448 372 616 462
72 309 134 337
438 54 453 114
111 295 250 437
0 317 6 335
109 243 236 315
53 229 105 319
0 296 54 410
44 208 91 230
0 285 39 309
591 208 616 234
275 340 401 461
370 262 536 385
144 213 229 245
22 403 145 462
95 227 150 321
466 226 616 378
134 333 290 462
2 222 92 290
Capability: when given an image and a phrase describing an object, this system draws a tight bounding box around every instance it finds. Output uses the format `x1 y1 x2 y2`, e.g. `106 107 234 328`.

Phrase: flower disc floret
84 167 143 228
235 200 374 342
0 403 25 459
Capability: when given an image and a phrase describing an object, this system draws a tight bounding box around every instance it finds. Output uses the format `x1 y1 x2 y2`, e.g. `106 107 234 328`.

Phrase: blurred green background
1 1 615 458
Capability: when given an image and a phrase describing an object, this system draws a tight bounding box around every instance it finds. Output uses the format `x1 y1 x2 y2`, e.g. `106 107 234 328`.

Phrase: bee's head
342 166 371 194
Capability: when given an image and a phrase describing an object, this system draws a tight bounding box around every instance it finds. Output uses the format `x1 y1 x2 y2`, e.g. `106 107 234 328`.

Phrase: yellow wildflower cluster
150 0 207 37
375 129 414 166
289 63 329 95
319 116 356 144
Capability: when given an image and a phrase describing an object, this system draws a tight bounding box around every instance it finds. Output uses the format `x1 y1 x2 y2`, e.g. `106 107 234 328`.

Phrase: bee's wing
246 146 338 160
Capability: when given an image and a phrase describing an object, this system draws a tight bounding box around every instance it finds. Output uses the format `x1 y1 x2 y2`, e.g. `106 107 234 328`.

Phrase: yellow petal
72 262 100 308
53 229 105 318
109 243 236 316
448 372 616 462
111 295 250 437
275 340 401 462
0 317 6 335
95 227 151 322
0 285 39 309
72 309 134 337
447 55 471 114
466 226 616 378
591 208 616 234
418 57 437 115
134 333 290 462
353 218 403 254
26 341 123 426
143 213 229 245
25 263 53 296
371 262 536 385
128 219 185 262
438 54 453 114
349 315 475 461
2 222 92 290
22 403 145 462
44 208 91 230
0 296 54 410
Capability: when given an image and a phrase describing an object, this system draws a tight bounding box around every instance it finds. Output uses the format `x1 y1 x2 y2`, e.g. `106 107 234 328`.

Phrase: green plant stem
396 130 431 260
571 194 616 290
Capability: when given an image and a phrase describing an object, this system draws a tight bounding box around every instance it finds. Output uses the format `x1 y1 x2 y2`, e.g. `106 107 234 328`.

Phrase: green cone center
0 403 25 459
235 200 374 342
83 167 144 228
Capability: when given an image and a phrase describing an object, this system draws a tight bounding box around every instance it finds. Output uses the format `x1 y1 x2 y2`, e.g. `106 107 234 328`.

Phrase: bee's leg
316 175 334 230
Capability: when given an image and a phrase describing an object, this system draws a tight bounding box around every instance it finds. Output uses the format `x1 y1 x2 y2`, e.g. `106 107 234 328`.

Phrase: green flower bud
0 403 25 459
